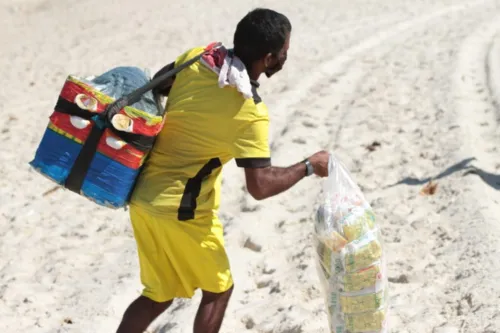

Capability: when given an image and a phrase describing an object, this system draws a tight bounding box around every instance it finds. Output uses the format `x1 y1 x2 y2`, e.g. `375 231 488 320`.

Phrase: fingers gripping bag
313 154 389 333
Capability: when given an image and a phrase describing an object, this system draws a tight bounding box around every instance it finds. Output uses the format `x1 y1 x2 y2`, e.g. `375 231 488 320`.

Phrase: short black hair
233 8 291 68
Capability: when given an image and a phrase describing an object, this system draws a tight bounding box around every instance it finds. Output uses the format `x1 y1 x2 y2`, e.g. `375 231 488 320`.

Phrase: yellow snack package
341 230 382 273
364 209 376 228
324 231 349 252
341 262 383 292
344 309 387 332
316 240 332 278
316 232 346 277
340 289 385 313
340 207 376 242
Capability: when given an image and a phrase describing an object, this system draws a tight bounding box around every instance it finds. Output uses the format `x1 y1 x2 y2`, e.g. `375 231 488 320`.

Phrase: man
116 8 330 333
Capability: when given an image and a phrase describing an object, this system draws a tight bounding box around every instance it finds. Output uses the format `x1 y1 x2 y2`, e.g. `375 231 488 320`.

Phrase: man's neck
248 67 261 82
236 55 261 81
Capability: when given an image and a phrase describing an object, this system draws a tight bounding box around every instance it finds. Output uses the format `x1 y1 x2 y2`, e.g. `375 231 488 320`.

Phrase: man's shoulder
239 93 268 121
174 42 220 67
175 46 204 64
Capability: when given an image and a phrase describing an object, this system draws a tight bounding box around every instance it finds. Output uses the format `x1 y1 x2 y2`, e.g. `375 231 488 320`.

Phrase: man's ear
263 53 275 68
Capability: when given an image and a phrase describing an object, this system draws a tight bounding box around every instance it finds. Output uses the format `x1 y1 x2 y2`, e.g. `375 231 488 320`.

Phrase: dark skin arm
244 162 307 200
244 150 330 200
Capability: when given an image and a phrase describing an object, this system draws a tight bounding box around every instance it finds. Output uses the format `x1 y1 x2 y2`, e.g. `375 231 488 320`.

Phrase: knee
201 285 234 304
139 296 172 317
153 299 173 315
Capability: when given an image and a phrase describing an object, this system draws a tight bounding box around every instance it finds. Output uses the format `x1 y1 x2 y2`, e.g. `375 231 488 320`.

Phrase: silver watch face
306 160 314 176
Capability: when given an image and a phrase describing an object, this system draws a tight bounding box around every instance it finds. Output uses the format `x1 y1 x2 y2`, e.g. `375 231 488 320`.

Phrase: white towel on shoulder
217 54 253 99
200 45 253 99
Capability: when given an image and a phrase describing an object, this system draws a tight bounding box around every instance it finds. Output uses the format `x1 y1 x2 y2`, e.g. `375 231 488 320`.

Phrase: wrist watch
303 158 314 176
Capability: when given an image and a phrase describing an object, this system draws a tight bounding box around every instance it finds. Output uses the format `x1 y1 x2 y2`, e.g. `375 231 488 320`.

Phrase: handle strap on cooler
64 44 219 195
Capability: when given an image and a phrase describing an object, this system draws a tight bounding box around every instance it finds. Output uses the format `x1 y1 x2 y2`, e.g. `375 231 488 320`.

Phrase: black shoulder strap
104 45 216 122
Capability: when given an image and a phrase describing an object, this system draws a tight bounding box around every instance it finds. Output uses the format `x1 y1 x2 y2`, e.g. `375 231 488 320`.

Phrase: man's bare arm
244 162 306 200
244 150 330 200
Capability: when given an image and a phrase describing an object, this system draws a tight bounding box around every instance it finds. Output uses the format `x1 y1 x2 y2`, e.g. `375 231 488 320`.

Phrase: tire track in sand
267 0 492 147
446 14 500 332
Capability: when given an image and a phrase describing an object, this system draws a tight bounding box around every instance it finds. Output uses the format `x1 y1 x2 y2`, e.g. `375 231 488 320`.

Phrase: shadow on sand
463 166 500 190
386 157 500 191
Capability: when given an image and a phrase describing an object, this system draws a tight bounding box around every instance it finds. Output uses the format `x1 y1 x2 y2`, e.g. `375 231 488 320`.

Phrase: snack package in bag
314 154 389 333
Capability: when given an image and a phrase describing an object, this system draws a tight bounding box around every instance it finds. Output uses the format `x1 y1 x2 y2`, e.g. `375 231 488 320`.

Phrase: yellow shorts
129 205 233 302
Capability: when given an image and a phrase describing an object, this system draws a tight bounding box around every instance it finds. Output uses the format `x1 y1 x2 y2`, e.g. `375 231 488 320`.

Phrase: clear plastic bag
314 154 389 333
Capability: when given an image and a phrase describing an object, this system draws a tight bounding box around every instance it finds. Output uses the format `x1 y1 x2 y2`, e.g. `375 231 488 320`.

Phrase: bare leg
116 295 172 333
193 286 234 333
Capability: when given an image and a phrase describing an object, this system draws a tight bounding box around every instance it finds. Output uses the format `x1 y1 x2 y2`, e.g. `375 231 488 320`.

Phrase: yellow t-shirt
130 45 271 221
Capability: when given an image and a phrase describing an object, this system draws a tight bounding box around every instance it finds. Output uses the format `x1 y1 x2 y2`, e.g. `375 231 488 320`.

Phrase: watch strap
303 158 314 176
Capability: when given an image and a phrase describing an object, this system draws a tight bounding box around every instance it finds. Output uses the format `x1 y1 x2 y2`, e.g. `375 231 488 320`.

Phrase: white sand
2 0 500 332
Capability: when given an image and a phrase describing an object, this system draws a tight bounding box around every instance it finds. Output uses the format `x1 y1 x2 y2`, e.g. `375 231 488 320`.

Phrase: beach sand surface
1 0 500 332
